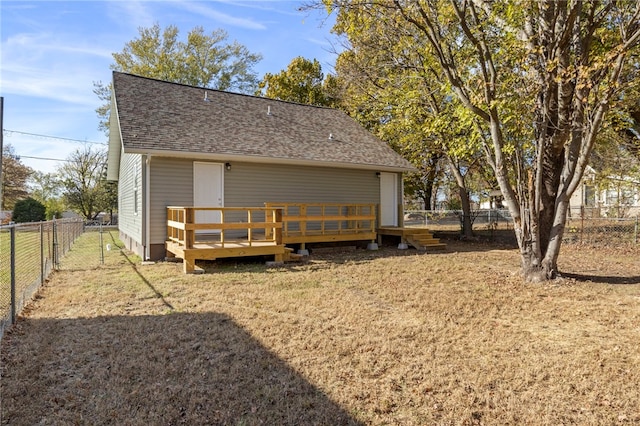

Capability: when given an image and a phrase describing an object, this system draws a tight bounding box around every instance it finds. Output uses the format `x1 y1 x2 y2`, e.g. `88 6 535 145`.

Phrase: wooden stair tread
283 247 305 262
404 232 446 251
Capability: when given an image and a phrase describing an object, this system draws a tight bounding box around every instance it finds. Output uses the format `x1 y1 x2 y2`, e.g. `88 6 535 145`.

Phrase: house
0 211 11 225
107 72 417 263
569 166 640 217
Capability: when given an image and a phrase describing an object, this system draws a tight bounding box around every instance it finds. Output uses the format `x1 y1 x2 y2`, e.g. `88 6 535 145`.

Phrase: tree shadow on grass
559 272 640 285
1 312 362 425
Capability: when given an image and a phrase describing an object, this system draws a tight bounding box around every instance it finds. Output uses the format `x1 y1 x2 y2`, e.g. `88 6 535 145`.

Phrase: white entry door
379 172 398 226
193 162 224 234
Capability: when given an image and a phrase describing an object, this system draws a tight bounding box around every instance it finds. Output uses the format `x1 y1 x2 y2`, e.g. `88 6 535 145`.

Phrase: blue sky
0 1 339 174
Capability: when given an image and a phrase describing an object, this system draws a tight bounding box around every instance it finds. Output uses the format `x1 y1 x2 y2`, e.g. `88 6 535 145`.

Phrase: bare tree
58 146 107 220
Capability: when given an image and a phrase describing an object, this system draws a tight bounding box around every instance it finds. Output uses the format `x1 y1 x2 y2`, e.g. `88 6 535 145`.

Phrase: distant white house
61 211 82 220
0 210 11 225
569 166 640 217
478 166 640 217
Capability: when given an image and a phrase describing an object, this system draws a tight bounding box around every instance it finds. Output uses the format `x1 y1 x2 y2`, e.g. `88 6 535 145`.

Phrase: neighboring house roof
108 72 414 179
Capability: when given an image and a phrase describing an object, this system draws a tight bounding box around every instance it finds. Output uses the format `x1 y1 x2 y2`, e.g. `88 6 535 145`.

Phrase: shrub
12 197 46 223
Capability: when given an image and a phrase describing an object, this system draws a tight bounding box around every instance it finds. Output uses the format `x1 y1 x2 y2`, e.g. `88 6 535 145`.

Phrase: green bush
12 197 46 223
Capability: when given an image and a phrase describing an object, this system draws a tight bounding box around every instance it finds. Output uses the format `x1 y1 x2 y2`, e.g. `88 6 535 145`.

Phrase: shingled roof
109 72 414 174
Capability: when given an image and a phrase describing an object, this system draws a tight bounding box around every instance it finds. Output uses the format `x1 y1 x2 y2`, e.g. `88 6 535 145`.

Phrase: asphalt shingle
112 72 414 171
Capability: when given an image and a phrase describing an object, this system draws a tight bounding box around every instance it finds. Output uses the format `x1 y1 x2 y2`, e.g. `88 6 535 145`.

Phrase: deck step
409 236 441 245
404 232 446 251
283 247 305 262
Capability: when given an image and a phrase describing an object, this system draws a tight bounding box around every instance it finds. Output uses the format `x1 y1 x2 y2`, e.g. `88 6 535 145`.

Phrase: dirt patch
2 234 639 424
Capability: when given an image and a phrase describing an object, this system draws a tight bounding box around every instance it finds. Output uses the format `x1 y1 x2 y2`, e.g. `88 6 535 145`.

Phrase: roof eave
106 94 123 181
124 147 416 173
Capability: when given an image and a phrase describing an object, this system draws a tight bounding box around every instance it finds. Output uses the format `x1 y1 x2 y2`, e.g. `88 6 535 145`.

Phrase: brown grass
2 231 640 425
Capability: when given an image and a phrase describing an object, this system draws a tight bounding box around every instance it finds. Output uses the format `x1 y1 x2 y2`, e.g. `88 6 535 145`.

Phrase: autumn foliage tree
1 144 31 211
324 0 640 281
331 8 487 235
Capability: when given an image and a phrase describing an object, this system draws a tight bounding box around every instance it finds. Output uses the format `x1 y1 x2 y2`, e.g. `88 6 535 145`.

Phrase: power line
2 128 106 145
17 155 71 163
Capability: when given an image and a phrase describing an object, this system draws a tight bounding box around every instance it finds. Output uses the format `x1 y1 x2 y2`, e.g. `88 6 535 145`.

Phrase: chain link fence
58 226 121 271
0 219 85 341
404 209 514 240
565 216 639 246
404 209 639 245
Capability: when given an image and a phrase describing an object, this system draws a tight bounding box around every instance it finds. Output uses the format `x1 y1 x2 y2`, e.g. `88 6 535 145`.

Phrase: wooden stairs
283 247 306 262
378 227 446 251
404 229 446 251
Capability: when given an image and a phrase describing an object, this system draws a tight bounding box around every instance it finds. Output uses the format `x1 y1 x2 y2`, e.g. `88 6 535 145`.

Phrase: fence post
10 226 16 324
100 222 104 264
40 222 44 284
580 206 585 244
52 220 59 270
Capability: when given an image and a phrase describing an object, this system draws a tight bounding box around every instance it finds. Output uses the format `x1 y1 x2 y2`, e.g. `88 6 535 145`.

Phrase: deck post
183 255 196 273
220 209 225 246
300 204 307 237
247 209 253 246
274 208 284 263
274 208 283 245
185 207 194 249
265 206 273 239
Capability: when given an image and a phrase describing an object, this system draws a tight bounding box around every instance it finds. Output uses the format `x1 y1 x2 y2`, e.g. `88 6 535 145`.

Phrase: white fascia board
106 96 123 181
122 147 417 173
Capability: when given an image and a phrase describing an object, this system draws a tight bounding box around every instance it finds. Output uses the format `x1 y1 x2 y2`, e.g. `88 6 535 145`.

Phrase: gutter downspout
145 154 151 260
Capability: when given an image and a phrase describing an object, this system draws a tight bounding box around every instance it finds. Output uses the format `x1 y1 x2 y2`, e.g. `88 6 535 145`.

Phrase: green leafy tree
1 144 31 211
98 174 118 223
12 197 46 223
58 146 107 220
94 23 263 133
256 56 337 106
325 0 640 281
29 171 65 219
331 8 489 236
404 153 445 210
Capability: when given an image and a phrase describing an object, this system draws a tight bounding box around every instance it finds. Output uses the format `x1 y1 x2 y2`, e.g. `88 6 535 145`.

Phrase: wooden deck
377 226 447 251
165 205 446 273
166 206 286 273
264 203 377 247
166 203 379 273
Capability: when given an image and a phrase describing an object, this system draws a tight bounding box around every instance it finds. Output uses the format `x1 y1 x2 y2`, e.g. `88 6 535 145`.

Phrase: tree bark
448 158 474 238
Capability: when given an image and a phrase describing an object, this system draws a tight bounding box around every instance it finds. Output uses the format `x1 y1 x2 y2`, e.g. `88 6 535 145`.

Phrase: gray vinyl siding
225 162 380 206
148 158 390 245
149 157 193 244
226 163 381 234
118 153 144 247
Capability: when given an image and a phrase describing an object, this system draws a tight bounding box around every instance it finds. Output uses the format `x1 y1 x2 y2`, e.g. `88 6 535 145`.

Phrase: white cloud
1 65 105 106
0 28 113 105
107 0 157 29
3 32 112 59
173 1 267 30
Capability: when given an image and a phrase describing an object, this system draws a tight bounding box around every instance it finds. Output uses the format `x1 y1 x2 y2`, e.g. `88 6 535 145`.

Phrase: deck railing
167 206 283 250
264 203 377 244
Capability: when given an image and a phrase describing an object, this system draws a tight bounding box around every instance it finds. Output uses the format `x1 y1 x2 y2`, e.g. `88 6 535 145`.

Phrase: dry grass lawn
1 231 640 425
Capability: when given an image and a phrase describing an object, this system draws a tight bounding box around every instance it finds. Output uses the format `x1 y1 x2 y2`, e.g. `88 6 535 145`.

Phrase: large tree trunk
422 154 440 210
447 158 474 238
